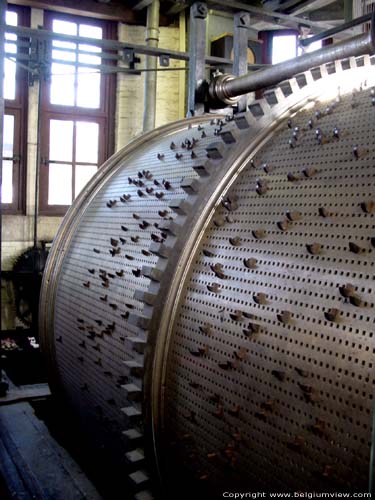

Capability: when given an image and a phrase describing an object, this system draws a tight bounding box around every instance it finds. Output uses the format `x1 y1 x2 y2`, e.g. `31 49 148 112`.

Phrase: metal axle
209 12 375 106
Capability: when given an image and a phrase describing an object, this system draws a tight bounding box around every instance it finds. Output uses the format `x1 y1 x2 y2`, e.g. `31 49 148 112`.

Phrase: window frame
39 11 116 216
2 5 29 214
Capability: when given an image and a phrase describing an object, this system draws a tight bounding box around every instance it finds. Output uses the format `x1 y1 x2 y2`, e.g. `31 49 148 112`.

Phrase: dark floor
0 331 132 500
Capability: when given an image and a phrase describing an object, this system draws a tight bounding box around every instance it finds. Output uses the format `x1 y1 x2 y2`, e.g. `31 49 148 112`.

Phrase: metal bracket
28 36 51 86
159 55 170 67
122 48 141 70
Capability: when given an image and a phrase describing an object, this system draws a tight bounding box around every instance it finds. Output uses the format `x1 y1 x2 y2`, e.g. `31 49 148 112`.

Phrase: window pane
4 11 18 100
78 51 101 66
50 120 73 162
48 164 72 205
53 19 77 36
79 24 102 40
3 115 14 158
1 160 13 203
4 58 16 100
298 39 322 56
75 165 97 198
78 25 102 66
76 122 99 163
52 40 77 63
50 63 75 105
77 67 100 108
272 34 297 64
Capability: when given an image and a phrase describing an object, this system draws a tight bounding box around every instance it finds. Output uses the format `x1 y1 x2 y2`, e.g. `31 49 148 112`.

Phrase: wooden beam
8 0 145 24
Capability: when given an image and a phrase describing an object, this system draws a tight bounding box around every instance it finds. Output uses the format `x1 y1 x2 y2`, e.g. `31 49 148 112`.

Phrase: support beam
8 0 143 24
233 11 250 112
133 0 154 11
143 0 160 132
207 0 333 33
187 2 208 116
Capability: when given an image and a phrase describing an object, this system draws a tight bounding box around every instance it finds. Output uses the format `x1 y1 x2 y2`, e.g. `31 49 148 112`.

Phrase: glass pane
78 25 101 66
48 164 72 205
50 120 73 162
77 67 100 108
79 24 102 39
50 63 75 105
1 160 13 203
4 58 16 100
52 41 77 63
3 115 14 158
298 39 322 56
78 51 101 66
53 19 77 36
4 11 18 100
75 165 97 198
76 122 99 163
272 34 297 64
6 11 17 26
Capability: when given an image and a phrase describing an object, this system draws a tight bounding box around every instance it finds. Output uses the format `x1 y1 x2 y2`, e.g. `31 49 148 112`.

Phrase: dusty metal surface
40 55 375 499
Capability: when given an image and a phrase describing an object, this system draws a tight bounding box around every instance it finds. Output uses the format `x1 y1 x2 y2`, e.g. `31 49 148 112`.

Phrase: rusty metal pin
203 249 215 257
287 172 300 182
229 236 241 247
199 323 212 335
207 283 221 294
253 292 267 305
210 263 227 279
286 211 302 221
306 243 321 255
243 258 257 269
277 220 290 232
349 241 364 254
252 229 266 239
277 310 292 324
324 308 340 322
360 200 375 214
230 310 243 322
272 370 286 382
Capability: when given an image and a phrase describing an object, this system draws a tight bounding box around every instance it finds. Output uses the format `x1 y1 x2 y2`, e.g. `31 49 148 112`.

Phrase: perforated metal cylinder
40 55 375 499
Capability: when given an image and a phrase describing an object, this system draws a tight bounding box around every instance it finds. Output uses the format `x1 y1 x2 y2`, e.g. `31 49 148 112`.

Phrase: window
39 13 116 215
2 7 29 213
298 38 322 56
272 33 297 64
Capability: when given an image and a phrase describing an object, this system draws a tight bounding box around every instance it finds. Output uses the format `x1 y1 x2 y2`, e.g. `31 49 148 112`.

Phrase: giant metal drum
40 55 375 499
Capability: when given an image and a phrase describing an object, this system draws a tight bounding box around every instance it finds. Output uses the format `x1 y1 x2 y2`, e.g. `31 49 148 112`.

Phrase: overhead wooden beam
8 0 145 24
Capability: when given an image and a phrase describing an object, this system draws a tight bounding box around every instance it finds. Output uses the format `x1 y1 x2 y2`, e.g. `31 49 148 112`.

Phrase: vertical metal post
143 0 160 132
187 2 207 116
233 11 250 112
0 0 7 394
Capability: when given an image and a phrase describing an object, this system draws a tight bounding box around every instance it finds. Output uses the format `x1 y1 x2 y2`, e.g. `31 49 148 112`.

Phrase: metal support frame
233 11 250 112
300 12 373 47
6 24 267 71
143 0 160 132
210 12 375 106
187 2 208 116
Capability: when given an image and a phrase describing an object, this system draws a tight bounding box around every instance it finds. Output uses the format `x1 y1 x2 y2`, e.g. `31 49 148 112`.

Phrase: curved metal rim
38 113 223 392
147 59 375 495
